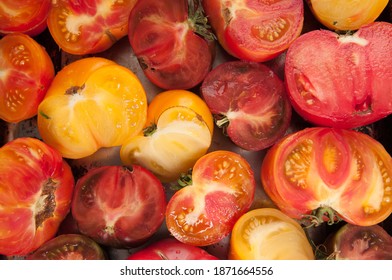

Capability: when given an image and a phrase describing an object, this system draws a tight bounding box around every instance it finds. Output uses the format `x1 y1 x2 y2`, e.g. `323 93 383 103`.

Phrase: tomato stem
187 0 216 42
170 169 193 191
215 115 229 128
143 123 157 136
300 206 342 228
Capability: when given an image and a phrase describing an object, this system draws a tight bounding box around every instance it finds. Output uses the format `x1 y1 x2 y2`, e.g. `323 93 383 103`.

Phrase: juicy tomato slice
229 208 314 260
284 22 392 129
201 60 291 151
306 0 389 31
203 0 304 62
47 0 136 55
128 0 215 89
0 0 51 36
261 127 392 226
0 33 54 123
0 137 74 257
166 150 256 247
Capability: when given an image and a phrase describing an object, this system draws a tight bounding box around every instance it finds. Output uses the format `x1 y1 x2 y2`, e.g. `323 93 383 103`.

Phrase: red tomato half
0 137 74 256
285 22 392 128
261 127 392 227
47 0 137 55
203 0 304 62
128 0 215 89
0 0 51 36
201 60 292 151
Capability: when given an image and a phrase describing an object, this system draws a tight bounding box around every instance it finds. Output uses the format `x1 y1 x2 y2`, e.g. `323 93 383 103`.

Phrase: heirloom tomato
37 57 147 159
0 0 51 36
0 137 74 257
26 234 106 260
47 0 137 55
120 90 213 183
229 208 314 260
127 238 219 260
285 22 392 129
201 60 291 151
306 0 388 31
128 0 215 89
166 150 256 246
202 0 304 62
0 33 54 123
261 127 392 227
72 165 166 248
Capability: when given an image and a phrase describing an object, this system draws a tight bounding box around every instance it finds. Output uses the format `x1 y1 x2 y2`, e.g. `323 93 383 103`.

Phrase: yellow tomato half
229 208 315 260
37 57 147 159
307 0 388 31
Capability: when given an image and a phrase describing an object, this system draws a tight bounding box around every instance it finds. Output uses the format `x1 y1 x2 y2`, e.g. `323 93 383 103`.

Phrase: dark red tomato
26 234 106 260
128 0 215 89
202 0 304 62
72 165 166 248
127 238 219 260
0 0 51 36
201 60 291 151
285 21 392 129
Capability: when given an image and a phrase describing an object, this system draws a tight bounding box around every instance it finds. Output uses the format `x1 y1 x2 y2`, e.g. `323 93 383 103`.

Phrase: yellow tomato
120 90 213 183
307 0 388 31
229 208 315 260
37 57 147 159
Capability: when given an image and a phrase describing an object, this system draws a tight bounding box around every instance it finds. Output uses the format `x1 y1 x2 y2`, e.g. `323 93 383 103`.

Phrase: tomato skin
285 22 392 129
0 33 55 123
261 127 392 227
127 238 219 260
71 165 166 248
0 137 74 257
203 0 304 62
47 0 137 55
0 0 51 36
166 150 256 247
128 0 215 89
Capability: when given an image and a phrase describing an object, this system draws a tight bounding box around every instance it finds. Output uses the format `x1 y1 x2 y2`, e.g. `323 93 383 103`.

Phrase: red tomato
285 22 392 129
261 127 392 227
47 0 137 55
202 0 304 62
127 238 219 260
201 60 292 151
166 150 256 247
128 0 215 89
72 165 166 248
0 137 74 256
0 33 55 123
0 0 51 36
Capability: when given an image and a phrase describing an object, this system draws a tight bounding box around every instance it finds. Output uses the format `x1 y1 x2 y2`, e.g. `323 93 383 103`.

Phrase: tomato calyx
187 0 216 42
301 206 343 228
143 123 157 136
171 169 193 191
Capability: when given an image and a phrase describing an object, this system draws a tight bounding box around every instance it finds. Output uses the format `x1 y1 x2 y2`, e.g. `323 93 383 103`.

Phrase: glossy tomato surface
127 238 219 260
0 0 51 36
203 0 304 62
47 0 137 55
128 0 215 89
166 150 256 247
37 57 147 159
285 22 392 129
201 60 291 151
72 165 166 248
0 33 54 123
261 127 392 227
0 137 74 256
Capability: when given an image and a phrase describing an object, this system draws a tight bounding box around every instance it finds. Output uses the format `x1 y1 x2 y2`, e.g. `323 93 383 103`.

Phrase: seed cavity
252 17 288 42
285 140 313 189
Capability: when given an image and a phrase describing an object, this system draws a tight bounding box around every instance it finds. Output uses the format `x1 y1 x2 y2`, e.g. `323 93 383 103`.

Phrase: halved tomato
47 0 137 55
202 0 304 62
229 208 314 260
166 150 256 246
261 127 392 227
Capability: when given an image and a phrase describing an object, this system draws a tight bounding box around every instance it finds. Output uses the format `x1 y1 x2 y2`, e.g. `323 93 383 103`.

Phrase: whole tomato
47 0 137 55
0 33 54 123
261 127 392 227
0 137 74 257
37 57 147 159
128 0 216 89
